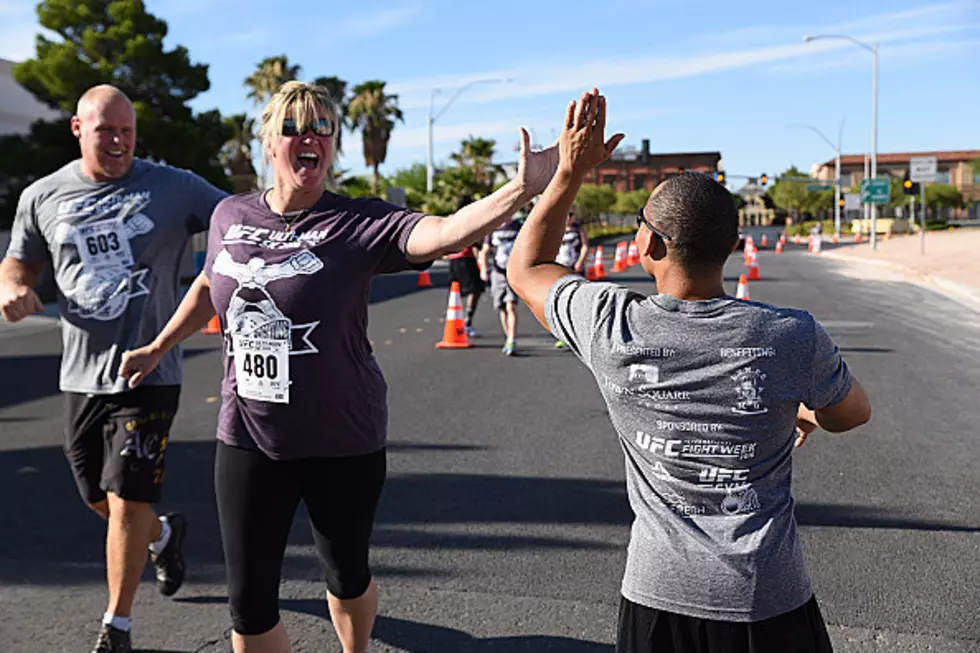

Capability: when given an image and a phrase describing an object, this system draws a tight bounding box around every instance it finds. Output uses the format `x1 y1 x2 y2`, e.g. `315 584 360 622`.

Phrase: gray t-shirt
545 275 852 622
204 190 428 460
5 159 228 393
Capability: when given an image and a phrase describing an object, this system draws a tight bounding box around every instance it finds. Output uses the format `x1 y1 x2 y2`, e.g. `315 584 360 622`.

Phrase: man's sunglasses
282 117 335 138
636 208 673 243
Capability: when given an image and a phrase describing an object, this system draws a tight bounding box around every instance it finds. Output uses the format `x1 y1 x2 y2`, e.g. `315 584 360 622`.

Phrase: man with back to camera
508 88 871 653
0 84 228 653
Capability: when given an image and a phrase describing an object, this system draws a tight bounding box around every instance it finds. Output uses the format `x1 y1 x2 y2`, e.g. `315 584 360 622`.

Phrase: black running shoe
151 512 186 597
91 624 131 653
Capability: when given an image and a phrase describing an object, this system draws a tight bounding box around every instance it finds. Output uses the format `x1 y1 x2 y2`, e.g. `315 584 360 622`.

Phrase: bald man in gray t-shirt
0 85 227 653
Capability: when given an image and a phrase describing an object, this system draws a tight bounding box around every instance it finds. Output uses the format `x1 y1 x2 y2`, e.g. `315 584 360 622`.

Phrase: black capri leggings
215 441 387 636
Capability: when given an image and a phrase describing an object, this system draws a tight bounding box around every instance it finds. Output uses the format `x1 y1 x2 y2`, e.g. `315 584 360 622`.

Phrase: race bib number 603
232 335 290 404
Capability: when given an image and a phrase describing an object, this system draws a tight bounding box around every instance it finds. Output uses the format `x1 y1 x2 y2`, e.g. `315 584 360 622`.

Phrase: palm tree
244 55 301 106
450 136 502 195
348 80 404 193
220 113 257 192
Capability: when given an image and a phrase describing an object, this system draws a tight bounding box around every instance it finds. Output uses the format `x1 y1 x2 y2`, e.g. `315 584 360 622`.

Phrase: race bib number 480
232 335 290 404
73 218 134 270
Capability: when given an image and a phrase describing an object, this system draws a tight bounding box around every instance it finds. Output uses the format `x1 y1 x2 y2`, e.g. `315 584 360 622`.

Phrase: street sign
860 177 890 204
844 193 861 211
909 156 938 183
806 184 832 192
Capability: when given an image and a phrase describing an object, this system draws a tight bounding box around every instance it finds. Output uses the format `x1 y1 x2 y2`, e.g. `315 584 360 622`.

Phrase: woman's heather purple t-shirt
204 190 428 460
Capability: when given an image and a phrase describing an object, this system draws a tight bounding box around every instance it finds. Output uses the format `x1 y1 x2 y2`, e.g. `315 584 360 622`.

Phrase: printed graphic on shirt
659 487 707 517
212 248 323 403
720 347 777 359
731 368 768 415
628 363 660 385
635 429 757 461
720 487 761 515
53 192 155 321
612 344 678 358
699 467 761 514
221 224 331 250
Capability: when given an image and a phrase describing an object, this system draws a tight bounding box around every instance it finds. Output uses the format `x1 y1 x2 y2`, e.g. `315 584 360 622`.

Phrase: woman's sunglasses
282 117 335 138
635 208 673 243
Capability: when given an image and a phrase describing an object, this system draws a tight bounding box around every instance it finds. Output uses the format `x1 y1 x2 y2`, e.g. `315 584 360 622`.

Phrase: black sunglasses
636 208 673 243
282 117 335 138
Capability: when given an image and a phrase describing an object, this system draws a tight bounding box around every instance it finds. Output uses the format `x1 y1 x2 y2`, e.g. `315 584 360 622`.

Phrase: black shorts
215 441 387 636
616 595 833 653
449 257 484 296
63 385 181 505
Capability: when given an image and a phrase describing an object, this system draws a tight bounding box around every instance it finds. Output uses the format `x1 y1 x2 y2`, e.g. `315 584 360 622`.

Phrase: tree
731 193 746 211
348 80 403 193
388 163 428 211
1 0 231 227
925 183 963 217
450 136 502 196
220 113 256 192
613 189 650 214
575 184 617 222
245 55 301 106
0 118 77 229
768 167 810 220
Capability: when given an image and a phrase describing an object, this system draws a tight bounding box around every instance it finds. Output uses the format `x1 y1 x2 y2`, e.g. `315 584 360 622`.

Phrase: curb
822 251 980 314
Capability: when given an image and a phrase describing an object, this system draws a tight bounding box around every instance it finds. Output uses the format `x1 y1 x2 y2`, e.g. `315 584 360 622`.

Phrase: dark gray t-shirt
546 275 852 622
5 159 227 393
204 190 428 460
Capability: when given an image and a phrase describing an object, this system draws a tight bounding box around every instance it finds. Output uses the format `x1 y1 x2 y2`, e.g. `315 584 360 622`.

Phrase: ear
70 116 82 139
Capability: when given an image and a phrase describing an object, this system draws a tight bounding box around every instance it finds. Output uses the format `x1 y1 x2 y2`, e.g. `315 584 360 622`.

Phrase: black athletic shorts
63 385 180 505
448 257 484 296
215 441 387 636
617 595 834 653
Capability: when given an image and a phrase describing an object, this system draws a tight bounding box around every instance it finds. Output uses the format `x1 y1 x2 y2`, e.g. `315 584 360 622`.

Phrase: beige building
811 150 980 214
737 182 776 226
0 58 61 136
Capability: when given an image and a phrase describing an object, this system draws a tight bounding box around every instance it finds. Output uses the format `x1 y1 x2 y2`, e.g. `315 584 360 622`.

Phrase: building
584 139 721 192
0 58 61 136
811 150 980 211
737 182 776 227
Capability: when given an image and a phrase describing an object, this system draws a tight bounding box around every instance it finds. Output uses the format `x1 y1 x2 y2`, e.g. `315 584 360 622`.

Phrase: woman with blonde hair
118 80 558 653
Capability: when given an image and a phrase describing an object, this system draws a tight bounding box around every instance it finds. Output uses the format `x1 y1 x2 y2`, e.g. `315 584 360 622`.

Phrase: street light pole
793 120 845 238
425 78 510 193
804 34 880 248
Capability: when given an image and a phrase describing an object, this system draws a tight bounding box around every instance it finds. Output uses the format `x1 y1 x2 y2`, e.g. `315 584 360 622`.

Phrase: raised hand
514 128 560 199
560 88 625 177
118 345 165 389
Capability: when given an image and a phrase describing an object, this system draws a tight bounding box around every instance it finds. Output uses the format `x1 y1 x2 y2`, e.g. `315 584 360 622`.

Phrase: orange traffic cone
435 281 472 349
612 241 628 272
594 246 607 279
585 248 597 281
747 250 761 281
735 274 750 300
853 231 862 244
201 314 221 335
417 270 433 288
761 234 769 248
794 234 801 245
775 241 783 255
627 240 640 267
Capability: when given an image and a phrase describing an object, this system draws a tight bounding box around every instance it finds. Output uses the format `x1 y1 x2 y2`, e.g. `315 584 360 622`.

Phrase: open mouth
297 152 319 170
105 149 126 159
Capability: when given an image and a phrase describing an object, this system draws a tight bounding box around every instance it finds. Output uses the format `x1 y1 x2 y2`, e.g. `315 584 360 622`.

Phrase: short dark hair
645 172 739 268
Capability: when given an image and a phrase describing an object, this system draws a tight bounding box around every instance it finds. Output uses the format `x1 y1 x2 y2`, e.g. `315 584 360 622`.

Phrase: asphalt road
0 242 978 653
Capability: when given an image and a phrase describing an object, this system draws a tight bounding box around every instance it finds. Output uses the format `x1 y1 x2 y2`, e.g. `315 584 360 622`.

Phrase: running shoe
91 624 131 653
554 340 568 349
151 512 186 597
465 325 480 338
502 340 515 356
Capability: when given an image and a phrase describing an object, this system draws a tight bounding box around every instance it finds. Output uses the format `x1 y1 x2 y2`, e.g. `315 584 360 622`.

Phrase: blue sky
2 0 978 187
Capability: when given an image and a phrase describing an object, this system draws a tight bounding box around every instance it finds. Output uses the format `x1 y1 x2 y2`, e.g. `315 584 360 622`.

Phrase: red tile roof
818 150 980 168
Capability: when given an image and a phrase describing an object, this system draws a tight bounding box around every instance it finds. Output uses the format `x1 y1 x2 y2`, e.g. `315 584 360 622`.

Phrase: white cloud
333 2 425 40
768 38 980 74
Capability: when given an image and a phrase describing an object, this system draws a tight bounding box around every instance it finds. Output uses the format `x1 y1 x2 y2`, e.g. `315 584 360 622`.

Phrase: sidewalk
822 227 980 313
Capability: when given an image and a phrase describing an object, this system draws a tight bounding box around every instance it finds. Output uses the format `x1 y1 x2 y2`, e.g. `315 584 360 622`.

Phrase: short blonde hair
260 81 339 163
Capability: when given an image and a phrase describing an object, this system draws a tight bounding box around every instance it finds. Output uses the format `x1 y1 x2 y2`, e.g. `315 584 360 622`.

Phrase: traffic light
902 172 919 195
715 171 725 184
838 197 845 208
760 173 768 186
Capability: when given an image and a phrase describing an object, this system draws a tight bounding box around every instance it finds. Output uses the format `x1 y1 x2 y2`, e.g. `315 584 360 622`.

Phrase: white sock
148 517 171 555
103 612 132 632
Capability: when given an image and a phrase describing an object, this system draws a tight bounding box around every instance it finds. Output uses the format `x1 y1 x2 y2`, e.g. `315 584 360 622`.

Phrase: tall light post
426 78 510 193
793 119 845 238
804 34 878 249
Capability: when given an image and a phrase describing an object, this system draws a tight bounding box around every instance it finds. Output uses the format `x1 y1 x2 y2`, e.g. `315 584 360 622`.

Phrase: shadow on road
795 503 979 532
179 596 614 652
0 440 630 588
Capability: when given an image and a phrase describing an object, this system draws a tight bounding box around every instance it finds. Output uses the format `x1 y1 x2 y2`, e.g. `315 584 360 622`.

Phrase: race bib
233 335 290 404
73 218 134 270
